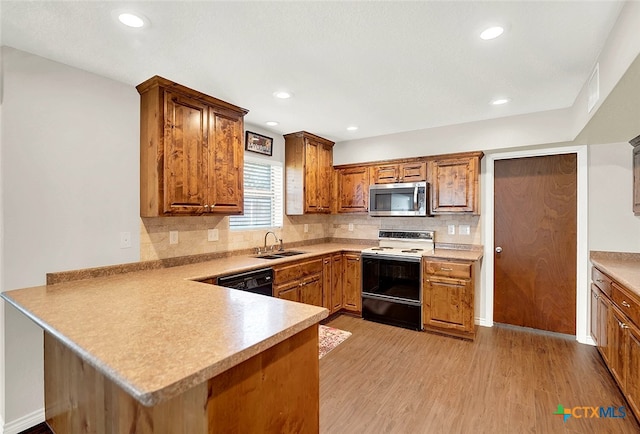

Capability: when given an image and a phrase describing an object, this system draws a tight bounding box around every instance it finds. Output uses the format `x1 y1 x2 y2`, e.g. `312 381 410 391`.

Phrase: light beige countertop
426 248 484 262
591 251 640 298
1 241 482 407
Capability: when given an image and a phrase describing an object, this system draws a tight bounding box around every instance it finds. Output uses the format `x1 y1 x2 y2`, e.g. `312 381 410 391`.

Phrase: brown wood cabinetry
331 254 344 314
273 258 323 305
423 258 478 340
591 264 640 421
137 76 247 217
334 167 369 213
631 136 640 215
284 131 334 215
371 162 426 184
342 253 362 313
428 152 482 214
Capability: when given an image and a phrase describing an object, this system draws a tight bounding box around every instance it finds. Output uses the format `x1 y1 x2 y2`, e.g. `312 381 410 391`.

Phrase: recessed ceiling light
265 121 279 126
346 126 359 131
118 12 146 28
273 91 292 99
491 98 511 105
480 26 504 40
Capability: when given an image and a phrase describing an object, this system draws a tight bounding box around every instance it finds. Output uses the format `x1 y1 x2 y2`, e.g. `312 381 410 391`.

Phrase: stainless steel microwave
369 181 430 217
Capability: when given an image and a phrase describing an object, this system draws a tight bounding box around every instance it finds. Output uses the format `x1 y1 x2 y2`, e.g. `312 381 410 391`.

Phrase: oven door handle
362 293 422 306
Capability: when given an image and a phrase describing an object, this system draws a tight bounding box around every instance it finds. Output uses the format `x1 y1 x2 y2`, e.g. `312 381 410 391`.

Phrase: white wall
1 47 140 431
589 142 640 252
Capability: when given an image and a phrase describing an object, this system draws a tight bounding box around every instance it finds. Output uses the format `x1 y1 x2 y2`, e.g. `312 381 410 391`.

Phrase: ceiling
1 1 625 143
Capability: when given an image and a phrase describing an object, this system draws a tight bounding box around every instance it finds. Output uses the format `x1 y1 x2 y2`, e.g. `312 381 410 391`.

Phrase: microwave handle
413 186 419 210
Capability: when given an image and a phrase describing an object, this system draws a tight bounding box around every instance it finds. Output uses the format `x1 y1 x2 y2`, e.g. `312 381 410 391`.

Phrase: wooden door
626 322 640 419
163 91 208 214
275 281 299 302
304 140 319 213
399 162 426 183
342 253 361 312
300 274 323 307
208 109 243 214
429 157 476 213
331 254 344 313
591 285 600 345
322 256 332 310
336 167 369 212
318 144 333 212
372 164 399 184
494 154 577 335
609 305 627 387
598 293 611 365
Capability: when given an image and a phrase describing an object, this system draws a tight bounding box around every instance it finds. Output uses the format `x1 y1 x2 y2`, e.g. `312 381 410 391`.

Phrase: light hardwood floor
320 315 640 434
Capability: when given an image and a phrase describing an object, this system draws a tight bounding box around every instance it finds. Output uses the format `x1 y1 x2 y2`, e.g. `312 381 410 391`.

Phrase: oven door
361 254 422 303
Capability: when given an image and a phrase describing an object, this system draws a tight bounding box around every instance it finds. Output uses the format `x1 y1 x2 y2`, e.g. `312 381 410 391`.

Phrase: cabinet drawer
424 260 471 279
592 267 613 297
274 258 323 284
612 283 640 328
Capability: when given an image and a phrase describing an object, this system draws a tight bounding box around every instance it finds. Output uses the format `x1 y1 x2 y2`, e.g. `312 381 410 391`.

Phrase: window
230 159 283 230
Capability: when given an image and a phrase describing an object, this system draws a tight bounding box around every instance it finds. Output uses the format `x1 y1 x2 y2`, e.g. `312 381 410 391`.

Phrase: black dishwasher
216 268 273 297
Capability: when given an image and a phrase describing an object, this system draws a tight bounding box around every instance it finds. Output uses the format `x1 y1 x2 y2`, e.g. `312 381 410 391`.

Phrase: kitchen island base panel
45 325 320 434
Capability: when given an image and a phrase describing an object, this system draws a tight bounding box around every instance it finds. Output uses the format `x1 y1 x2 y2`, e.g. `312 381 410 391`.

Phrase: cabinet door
208 109 243 214
399 162 426 183
276 280 300 302
342 253 362 312
300 274 323 307
429 156 478 214
371 164 399 184
304 140 320 213
317 144 333 212
331 254 344 313
633 145 640 215
322 256 332 310
336 167 369 212
424 278 473 333
609 305 628 388
626 322 640 420
163 91 209 214
598 293 611 364
591 284 600 345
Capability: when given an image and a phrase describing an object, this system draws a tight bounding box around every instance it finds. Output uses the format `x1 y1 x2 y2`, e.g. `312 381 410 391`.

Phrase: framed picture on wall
245 131 273 156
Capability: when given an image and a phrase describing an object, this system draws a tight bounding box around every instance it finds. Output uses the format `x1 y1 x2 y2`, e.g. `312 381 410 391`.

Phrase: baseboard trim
3 408 45 434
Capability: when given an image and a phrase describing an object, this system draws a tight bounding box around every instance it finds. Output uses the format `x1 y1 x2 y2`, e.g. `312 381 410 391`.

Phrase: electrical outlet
304 224 309 233
208 229 219 242
459 225 471 236
348 223 354 232
120 232 131 249
169 230 179 245
447 224 455 235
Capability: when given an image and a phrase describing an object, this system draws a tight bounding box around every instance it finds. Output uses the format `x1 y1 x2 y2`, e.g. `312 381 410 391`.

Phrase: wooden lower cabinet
592 264 640 422
423 258 478 340
342 253 362 313
273 252 361 315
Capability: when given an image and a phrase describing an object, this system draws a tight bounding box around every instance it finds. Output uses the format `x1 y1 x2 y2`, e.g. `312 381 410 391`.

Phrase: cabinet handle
596 279 605 283
593 293 599 300
622 300 631 308
440 267 453 271
204 205 209 209
619 321 629 329
210 204 216 208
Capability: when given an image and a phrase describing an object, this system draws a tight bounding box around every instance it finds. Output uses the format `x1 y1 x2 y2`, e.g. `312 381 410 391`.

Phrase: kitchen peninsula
1 250 337 434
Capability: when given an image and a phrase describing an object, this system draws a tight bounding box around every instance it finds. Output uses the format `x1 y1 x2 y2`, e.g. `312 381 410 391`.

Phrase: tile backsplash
140 213 481 260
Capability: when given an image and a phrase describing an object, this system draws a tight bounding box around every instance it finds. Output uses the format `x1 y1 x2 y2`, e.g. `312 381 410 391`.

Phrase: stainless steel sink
255 251 306 260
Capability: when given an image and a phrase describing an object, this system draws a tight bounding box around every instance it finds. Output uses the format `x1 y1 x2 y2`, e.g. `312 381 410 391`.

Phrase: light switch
169 230 179 245
447 224 455 235
348 223 354 232
304 224 309 233
459 225 471 236
208 229 219 242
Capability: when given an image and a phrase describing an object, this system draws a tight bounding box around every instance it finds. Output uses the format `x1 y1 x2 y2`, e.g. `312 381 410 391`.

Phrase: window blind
230 161 283 230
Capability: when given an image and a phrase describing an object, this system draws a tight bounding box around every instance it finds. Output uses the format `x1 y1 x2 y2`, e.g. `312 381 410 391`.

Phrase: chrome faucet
264 231 283 252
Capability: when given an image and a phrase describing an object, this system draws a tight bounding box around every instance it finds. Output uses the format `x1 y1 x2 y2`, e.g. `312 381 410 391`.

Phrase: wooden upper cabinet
428 152 483 215
335 167 369 213
631 135 640 215
284 132 334 215
137 76 247 217
371 162 426 184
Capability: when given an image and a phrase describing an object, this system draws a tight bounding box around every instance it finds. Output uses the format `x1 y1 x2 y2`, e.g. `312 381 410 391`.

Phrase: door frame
482 145 591 344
